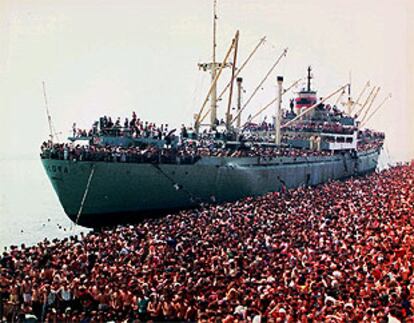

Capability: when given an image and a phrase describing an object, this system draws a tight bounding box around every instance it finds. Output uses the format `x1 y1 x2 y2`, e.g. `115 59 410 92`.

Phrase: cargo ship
40 4 385 227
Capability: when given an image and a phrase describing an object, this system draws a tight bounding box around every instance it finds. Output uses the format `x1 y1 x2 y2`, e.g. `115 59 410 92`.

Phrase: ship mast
197 36 266 126
210 0 218 129
195 32 238 132
196 0 232 131
307 66 312 91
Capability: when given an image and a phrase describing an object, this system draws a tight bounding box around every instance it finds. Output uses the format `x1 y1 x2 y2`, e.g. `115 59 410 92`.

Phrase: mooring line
151 163 200 204
74 164 96 226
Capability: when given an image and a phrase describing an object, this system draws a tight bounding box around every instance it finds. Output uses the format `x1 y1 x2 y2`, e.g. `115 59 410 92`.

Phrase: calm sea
0 158 89 250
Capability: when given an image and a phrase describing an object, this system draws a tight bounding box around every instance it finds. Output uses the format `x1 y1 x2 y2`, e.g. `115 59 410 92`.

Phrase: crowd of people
359 129 386 142
71 109 357 141
357 140 384 152
41 131 384 164
283 120 356 135
42 113 387 165
65 112 386 160
1 162 413 321
40 140 336 165
72 112 175 141
357 130 385 152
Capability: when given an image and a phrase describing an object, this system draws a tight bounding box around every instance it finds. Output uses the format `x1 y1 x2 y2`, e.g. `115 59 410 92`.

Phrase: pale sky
0 0 413 161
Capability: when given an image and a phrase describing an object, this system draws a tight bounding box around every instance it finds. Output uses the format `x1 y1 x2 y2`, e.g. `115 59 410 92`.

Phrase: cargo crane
350 81 370 114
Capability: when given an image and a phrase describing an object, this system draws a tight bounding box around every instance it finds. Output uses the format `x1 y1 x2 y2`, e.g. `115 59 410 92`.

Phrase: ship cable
342 153 349 173
151 163 201 204
74 164 96 226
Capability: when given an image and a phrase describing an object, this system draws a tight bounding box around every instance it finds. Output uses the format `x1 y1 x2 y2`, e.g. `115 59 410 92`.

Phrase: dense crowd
1 162 413 322
283 120 356 135
357 140 384 152
40 133 383 164
359 129 386 142
42 116 387 164
357 130 385 152
65 111 385 161
40 141 335 165
72 112 175 140
71 109 357 141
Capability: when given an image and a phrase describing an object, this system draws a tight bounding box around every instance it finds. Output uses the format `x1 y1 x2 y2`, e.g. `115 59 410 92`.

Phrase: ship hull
41 149 381 227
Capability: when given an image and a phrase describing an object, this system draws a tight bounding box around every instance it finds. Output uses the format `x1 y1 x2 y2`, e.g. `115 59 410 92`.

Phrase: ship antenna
307 66 312 91
42 81 54 143
213 0 217 67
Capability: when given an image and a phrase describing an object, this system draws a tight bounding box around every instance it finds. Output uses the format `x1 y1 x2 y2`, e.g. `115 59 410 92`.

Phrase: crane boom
244 78 302 124
217 36 266 101
228 48 288 125
42 81 54 142
225 31 239 129
334 89 345 106
198 36 267 126
360 94 392 128
350 81 370 114
359 86 381 123
355 86 376 118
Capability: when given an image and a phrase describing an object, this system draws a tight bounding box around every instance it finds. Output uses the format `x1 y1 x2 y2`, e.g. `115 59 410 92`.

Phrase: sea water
0 158 89 249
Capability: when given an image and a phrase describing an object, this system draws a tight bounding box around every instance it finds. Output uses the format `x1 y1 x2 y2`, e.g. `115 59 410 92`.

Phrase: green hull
41 149 380 227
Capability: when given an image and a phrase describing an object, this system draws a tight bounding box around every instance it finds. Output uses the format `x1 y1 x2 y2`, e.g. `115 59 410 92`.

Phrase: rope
75 164 96 225
151 163 199 203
